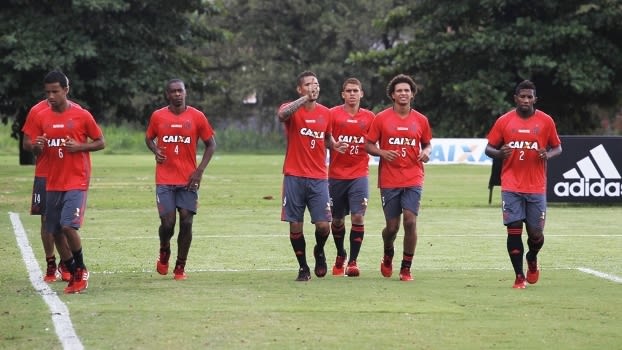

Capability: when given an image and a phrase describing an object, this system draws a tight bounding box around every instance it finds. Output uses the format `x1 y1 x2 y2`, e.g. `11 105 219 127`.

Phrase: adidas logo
553 144 622 197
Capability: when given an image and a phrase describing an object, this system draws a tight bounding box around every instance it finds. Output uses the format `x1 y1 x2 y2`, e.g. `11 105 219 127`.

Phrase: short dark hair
515 80 536 95
44 70 69 88
166 78 185 91
296 71 317 87
342 77 362 91
386 74 418 100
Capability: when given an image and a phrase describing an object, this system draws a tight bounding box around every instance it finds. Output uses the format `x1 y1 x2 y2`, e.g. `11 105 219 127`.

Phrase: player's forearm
544 145 562 160
145 137 158 154
86 138 106 152
365 141 382 157
485 144 504 159
197 137 217 172
277 96 308 122
23 135 33 152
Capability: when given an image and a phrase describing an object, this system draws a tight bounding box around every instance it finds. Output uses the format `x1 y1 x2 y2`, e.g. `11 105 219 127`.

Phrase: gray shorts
329 177 369 219
30 176 46 215
156 185 199 216
501 191 546 230
380 187 422 220
281 175 332 223
45 190 87 234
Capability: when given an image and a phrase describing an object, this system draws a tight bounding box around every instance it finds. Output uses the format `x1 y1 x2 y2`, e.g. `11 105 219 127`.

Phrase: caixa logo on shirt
299 128 325 139
337 135 364 144
388 137 417 146
161 135 192 144
47 138 67 147
552 144 621 198
507 140 539 150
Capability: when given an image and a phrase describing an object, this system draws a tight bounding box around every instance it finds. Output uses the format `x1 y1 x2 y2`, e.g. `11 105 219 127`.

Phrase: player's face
341 83 363 107
166 82 186 107
514 89 536 116
44 82 68 108
391 82 413 106
298 76 319 101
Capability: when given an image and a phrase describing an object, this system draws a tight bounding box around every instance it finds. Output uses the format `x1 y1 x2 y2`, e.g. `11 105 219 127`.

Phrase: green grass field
1 153 621 350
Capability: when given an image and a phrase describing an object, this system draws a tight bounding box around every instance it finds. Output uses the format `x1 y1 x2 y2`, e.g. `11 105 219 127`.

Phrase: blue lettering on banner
428 139 491 165
363 138 492 166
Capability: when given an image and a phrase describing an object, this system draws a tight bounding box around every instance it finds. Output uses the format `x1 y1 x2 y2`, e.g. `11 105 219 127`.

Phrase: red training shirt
366 107 432 189
146 106 215 185
328 105 375 179
22 100 83 177
487 109 561 194
31 103 103 191
280 102 332 179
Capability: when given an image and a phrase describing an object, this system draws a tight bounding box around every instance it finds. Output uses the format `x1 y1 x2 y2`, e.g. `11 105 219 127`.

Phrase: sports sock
159 243 171 263
401 252 414 269
289 232 307 268
64 257 77 274
315 228 329 250
507 227 524 276
384 246 395 259
175 258 186 269
526 235 544 261
331 222 346 256
46 255 56 267
73 248 85 269
349 224 364 262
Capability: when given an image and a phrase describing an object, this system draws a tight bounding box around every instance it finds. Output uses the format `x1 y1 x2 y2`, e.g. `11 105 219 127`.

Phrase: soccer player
145 78 216 281
278 70 347 281
365 74 432 282
30 70 106 293
22 99 73 283
485 80 562 289
328 78 375 277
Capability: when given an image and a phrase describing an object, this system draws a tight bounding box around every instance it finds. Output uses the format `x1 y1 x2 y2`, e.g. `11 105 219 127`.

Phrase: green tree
351 0 622 137
0 0 223 162
201 0 396 133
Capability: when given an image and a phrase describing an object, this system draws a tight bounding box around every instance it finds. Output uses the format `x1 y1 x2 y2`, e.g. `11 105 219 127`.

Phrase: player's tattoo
278 95 308 121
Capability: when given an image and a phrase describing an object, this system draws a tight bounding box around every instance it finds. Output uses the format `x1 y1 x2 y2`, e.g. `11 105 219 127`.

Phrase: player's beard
516 105 534 117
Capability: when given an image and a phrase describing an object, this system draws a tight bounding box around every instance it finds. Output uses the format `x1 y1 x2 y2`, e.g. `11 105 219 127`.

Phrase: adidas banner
547 136 622 203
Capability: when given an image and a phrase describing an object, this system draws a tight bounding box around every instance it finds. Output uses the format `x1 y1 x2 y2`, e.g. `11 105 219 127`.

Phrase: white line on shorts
577 267 622 283
9 212 84 350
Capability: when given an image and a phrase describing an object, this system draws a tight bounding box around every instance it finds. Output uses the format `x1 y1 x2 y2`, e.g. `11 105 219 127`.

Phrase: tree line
2 0 621 158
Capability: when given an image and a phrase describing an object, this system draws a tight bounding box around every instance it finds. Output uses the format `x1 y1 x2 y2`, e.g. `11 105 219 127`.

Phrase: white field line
9 212 83 350
577 267 622 283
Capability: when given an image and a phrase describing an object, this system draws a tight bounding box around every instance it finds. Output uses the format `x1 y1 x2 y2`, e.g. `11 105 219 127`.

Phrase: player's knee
179 214 194 227
331 218 345 228
315 223 330 237
350 214 364 226
384 224 399 237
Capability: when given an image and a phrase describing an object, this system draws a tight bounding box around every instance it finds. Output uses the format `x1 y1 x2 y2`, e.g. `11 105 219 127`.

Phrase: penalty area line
9 212 84 350
577 267 622 283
